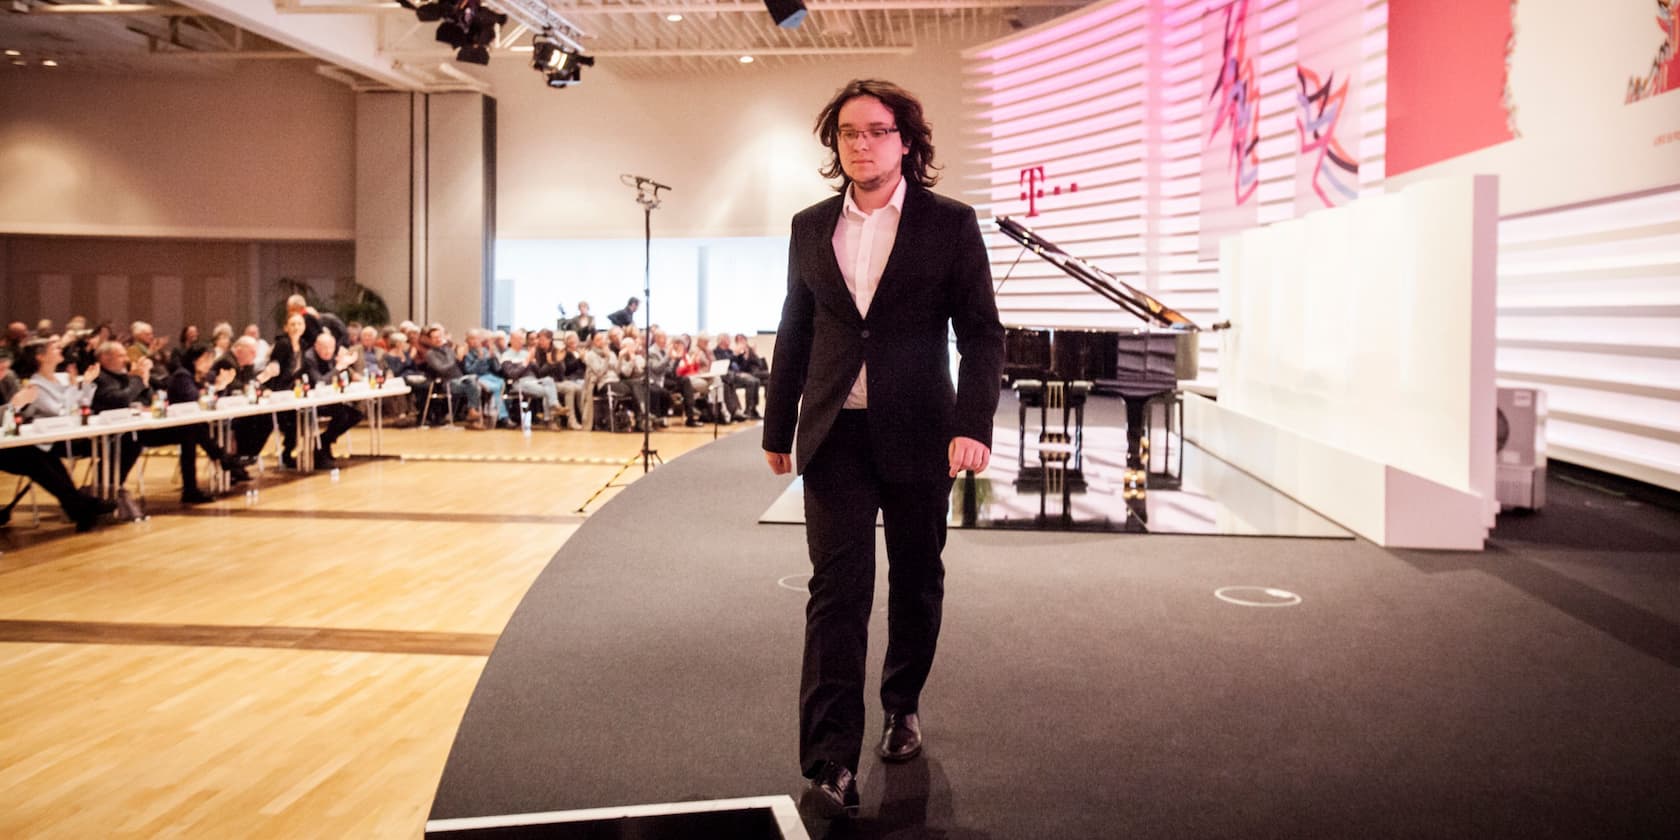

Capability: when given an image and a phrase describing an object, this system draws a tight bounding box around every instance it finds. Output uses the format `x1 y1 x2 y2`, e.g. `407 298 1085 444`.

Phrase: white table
0 382 412 498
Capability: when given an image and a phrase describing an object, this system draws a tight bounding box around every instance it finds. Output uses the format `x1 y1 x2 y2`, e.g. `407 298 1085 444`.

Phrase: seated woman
0 376 114 532
16 337 98 454
165 343 253 488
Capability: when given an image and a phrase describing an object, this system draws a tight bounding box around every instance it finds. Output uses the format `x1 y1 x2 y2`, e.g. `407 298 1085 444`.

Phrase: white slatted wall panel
1496 186 1680 491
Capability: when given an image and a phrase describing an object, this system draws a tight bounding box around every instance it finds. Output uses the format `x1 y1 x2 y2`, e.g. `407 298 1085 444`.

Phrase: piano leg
1018 396 1028 472
1124 397 1147 472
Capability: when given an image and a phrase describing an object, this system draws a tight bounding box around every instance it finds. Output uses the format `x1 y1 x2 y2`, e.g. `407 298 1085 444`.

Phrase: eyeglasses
837 127 899 145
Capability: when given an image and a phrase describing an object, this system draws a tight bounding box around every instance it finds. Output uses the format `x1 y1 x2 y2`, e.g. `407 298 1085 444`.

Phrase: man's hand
134 357 153 380
80 364 99 386
214 367 237 390
765 450 793 475
948 436 991 478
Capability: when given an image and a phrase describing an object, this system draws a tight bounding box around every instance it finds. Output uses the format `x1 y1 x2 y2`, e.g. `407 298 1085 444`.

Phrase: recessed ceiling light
739 55 754 64
42 59 58 67
666 14 683 22
10 60 24 67
3 50 19 57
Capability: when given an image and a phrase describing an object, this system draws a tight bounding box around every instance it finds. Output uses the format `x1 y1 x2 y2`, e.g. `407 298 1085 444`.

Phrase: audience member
461 329 511 429
211 336 280 460
713 334 761 421
420 325 487 430
0 380 113 531
607 296 641 328
500 329 563 430
164 344 251 483
530 330 586 430
90 341 230 505
563 301 597 342
210 322 234 360
299 331 365 466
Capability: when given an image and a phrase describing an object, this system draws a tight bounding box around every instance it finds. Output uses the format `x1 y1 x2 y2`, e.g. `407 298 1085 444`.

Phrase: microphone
619 173 673 191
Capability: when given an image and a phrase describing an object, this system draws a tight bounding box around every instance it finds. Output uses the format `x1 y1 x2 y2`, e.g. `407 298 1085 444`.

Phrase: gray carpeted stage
429 404 1680 838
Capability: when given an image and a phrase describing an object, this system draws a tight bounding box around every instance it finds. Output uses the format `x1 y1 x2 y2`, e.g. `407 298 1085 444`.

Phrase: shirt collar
842 174 908 220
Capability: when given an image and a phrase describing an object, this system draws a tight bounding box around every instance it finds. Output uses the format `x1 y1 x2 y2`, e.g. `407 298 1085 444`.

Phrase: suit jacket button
860 329 871 339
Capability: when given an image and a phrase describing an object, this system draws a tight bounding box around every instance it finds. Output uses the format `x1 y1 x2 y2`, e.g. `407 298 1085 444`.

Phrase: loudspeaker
763 0 807 29
1495 387 1546 510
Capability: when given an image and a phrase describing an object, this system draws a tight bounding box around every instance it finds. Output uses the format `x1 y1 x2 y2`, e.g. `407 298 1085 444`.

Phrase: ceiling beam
173 0 430 89
29 4 204 14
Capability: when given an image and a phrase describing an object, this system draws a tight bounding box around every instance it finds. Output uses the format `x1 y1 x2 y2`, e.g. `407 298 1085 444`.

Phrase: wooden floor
0 420 754 838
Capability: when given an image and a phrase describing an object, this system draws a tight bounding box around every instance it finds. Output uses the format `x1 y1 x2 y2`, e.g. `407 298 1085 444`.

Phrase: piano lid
996 216 1204 331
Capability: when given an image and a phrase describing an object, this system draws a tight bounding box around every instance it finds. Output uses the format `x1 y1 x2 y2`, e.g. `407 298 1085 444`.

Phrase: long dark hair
814 79 940 191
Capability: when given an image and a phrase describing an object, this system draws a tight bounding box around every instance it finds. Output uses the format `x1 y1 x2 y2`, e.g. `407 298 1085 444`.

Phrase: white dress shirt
831 175 907 409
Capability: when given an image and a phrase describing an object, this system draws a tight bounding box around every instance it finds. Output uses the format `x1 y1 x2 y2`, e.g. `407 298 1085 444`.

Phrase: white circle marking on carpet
1214 586 1303 607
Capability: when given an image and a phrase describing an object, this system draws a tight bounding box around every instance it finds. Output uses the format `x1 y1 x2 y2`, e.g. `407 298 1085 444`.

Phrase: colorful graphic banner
1200 0 1261 260
1294 0 1365 214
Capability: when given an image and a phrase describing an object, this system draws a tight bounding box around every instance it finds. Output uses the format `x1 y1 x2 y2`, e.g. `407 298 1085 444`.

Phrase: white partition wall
355 92 495 327
1188 175 1498 549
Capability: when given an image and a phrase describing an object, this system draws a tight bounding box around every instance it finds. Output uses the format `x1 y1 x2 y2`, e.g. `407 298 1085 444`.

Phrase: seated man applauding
89 341 234 506
299 331 364 468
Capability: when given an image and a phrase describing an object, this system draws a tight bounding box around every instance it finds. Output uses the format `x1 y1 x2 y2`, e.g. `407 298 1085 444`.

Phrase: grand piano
995 216 1224 518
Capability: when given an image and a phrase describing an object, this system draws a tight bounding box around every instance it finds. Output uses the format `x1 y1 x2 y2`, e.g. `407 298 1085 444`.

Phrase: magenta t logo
1018 166 1077 217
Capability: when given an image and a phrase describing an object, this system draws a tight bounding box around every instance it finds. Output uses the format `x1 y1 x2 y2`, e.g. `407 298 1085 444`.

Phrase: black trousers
118 426 224 493
278 405 361 455
318 404 362 448
231 415 273 458
0 446 95 518
799 409 951 777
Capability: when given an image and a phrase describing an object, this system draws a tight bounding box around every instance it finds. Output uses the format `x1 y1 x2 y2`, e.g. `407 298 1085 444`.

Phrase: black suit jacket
269 337 305 391
165 368 201 405
763 184 1005 482
91 368 151 413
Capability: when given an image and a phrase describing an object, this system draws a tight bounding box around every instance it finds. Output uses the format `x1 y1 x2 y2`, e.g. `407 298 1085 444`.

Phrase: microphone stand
574 175 670 513
628 176 669 473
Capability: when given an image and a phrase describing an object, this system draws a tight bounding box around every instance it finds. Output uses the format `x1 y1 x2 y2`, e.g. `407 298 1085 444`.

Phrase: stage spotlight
763 0 807 29
531 31 563 72
544 49 593 88
435 19 469 48
414 1 444 21
466 7 505 47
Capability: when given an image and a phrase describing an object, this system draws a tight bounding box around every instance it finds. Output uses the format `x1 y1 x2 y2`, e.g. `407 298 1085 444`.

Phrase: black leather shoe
877 711 923 762
221 457 251 484
799 760 859 820
180 489 215 506
314 448 336 469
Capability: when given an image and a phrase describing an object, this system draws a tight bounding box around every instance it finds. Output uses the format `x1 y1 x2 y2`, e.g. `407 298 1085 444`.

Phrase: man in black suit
763 79 1005 820
605 297 640 328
